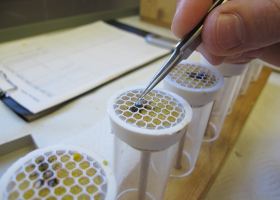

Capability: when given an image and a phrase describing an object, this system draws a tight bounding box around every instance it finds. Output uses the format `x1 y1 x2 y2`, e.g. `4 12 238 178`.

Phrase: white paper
0 21 170 113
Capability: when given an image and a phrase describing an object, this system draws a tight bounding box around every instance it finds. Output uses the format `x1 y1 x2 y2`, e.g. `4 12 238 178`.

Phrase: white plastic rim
0 145 117 200
200 56 248 77
163 61 224 106
107 86 193 151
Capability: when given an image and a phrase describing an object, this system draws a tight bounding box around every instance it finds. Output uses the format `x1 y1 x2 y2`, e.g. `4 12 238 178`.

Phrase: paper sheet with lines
0 21 170 113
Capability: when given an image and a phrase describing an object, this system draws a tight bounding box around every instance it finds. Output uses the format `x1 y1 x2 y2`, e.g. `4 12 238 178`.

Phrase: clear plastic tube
114 136 177 200
227 66 248 115
239 64 255 95
204 76 239 142
170 102 213 177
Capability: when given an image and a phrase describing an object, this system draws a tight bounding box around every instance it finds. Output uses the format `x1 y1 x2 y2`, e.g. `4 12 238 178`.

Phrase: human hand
171 0 280 67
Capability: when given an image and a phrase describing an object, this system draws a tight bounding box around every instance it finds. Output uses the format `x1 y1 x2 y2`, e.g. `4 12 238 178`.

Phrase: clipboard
0 20 172 122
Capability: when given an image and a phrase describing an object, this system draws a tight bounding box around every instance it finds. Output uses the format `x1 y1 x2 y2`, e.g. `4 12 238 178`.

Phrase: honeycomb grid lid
107 86 192 151
0 145 116 200
163 61 224 106
201 56 248 77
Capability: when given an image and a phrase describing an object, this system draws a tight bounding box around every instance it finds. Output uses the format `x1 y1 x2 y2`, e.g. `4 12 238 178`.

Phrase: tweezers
138 0 228 101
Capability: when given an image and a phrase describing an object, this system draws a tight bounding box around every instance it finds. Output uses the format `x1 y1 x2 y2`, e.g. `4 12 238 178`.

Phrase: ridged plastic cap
201 56 248 76
163 61 224 106
107 86 192 151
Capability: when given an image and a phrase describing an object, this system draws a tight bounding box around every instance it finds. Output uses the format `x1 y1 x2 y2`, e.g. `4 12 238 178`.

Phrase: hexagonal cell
7 191 19 200
72 169 83 178
133 113 142 120
33 179 44 189
93 175 103 185
139 109 148 115
149 101 156 106
144 95 152 100
38 188 50 197
25 164 35 173
57 169 69 178
136 121 146 127
60 155 70 163
125 101 134 106
86 168 97 177
79 161 90 169
23 189 35 199
38 162 49 172
73 153 84 162
65 162 76 170
157 103 165 108
148 111 157 118
48 178 59 187
153 106 161 113
126 118 136 124
123 111 132 118
158 114 166 120
143 116 152 122
78 177 90 186
29 171 39 181
162 121 171 128
166 105 174 111
146 123 156 129
52 162 62 171
115 99 124 104
43 170 54 180
63 177 75 186
6 181 16 192
19 180 30 191
119 105 129 111
35 156 44 164
16 172 26 182
54 186 67 196
47 155 57 163
78 194 90 200
86 185 98 194
167 116 176 123
70 185 83 195
56 150 66 156
127 93 134 97
62 195 74 200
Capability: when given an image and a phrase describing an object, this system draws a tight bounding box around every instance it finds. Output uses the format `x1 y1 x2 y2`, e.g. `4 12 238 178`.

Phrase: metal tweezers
138 0 228 101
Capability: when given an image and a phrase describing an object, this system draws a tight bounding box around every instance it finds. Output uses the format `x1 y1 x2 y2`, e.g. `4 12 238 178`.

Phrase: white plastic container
163 61 224 177
201 56 248 142
0 145 116 200
107 86 192 200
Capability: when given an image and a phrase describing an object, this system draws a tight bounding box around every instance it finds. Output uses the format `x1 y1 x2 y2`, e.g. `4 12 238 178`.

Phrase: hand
171 0 280 67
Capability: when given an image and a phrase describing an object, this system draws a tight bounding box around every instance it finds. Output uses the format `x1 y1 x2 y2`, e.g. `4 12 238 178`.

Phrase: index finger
171 0 213 39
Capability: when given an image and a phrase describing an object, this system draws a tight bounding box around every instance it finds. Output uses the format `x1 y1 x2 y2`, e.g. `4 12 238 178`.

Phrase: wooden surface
164 66 273 200
140 0 176 28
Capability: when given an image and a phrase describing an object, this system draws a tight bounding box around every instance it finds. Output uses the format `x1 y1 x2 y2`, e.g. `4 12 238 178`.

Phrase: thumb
202 0 280 56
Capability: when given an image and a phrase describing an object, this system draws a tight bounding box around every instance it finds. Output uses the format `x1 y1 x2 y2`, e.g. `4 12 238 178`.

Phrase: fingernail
217 13 244 50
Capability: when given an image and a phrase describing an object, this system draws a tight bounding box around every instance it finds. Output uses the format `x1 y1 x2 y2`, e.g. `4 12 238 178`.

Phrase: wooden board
140 0 176 28
164 66 273 200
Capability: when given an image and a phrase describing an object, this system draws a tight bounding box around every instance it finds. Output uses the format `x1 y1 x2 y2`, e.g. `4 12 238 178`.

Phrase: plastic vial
201 56 248 142
0 145 117 200
163 61 224 177
227 66 248 115
107 86 192 200
251 59 263 82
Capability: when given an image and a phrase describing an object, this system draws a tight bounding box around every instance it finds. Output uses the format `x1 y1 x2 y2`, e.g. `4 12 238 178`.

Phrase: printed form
0 21 170 113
